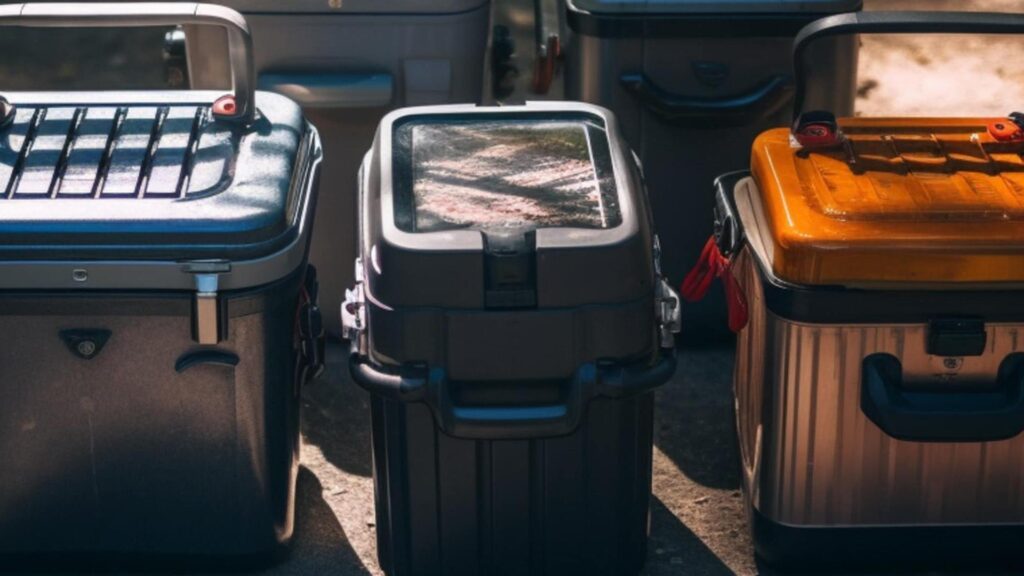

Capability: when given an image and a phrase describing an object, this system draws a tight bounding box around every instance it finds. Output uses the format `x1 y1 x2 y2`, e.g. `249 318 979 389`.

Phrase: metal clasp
184 261 231 345
342 258 367 351
653 236 682 348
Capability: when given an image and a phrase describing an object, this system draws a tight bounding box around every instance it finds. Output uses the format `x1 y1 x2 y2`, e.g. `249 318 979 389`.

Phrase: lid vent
0 105 215 199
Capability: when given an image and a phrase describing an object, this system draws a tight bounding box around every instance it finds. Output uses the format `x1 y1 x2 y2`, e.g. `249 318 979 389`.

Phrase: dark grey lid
0 90 313 261
362 102 655 311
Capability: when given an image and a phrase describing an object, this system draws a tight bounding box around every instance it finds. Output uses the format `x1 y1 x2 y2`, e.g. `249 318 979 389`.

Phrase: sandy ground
2 1 1024 575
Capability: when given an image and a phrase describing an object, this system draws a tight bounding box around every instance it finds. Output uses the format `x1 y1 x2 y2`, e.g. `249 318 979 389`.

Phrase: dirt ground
2 1 1023 575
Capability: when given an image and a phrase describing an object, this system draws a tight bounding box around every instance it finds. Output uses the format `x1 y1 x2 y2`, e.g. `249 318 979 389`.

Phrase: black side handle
620 73 793 128
175 349 240 373
348 354 429 403
350 350 676 440
793 11 1024 119
861 353 1024 443
712 170 751 257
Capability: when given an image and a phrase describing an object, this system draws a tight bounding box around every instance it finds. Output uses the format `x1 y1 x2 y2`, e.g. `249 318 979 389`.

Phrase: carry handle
350 350 676 440
0 3 256 124
621 73 792 128
861 353 1024 443
793 11 1024 119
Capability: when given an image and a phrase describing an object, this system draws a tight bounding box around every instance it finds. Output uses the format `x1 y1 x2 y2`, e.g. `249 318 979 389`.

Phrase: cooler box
711 12 1024 570
564 0 860 338
0 3 322 562
184 0 491 334
344 102 680 576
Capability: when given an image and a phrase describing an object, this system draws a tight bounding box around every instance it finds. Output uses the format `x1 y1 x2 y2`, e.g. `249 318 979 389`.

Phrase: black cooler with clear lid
0 3 322 563
345 102 680 576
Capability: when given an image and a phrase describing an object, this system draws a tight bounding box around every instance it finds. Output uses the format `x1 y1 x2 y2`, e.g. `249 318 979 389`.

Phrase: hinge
342 257 366 349
183 260 231 345
656 276 682 349
653 236 682 348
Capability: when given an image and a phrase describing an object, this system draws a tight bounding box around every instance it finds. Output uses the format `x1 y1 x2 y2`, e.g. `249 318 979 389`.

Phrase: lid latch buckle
184 261 231 345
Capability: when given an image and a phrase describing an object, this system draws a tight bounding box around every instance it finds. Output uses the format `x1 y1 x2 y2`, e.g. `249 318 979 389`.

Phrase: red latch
988 113 1024 142
681 236 749 332
792 110 843 149
532 34 561 95
212 94 238 118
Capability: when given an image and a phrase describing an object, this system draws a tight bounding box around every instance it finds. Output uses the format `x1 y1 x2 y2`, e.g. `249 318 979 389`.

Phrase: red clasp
681 236 749 333
988 112 1024 142
792 110 843 149
212 94 238 118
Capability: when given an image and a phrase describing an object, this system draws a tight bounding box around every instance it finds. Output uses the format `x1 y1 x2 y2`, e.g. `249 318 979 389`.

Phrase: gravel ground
2 1 1023 575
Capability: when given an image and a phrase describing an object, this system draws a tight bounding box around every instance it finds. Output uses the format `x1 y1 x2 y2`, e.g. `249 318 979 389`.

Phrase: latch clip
342 257 367 353
654 236 682 348
184 261 231 345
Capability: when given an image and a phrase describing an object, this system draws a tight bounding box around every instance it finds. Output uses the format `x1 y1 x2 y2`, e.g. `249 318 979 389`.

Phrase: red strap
681 235 750 332
681 236 728 303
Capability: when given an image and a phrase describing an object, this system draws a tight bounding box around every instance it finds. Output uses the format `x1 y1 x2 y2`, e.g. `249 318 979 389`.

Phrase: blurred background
0 1 1018 575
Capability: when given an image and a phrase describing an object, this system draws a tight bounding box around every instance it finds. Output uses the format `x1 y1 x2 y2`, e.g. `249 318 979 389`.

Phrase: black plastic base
372 393 655 576
753 509 1024 572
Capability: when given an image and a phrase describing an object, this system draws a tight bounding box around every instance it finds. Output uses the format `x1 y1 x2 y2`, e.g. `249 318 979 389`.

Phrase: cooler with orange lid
750 117 1024 286
695 11 1024 570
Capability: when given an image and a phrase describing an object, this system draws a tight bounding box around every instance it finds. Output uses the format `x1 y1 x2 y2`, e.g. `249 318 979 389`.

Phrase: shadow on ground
273 467 372 576
655 344 740 491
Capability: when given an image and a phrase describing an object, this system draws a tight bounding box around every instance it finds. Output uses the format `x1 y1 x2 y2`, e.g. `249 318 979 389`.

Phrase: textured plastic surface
0 91 312 262
371 393 654 576
0 272 304 561
751 119 1024 285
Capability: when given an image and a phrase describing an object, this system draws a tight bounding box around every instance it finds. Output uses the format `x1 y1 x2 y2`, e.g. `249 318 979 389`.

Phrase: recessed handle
175 349 240 373
350 350 676 440
0 3 256 123
861 353 1024 443
620 73 793 128
258 72 394 109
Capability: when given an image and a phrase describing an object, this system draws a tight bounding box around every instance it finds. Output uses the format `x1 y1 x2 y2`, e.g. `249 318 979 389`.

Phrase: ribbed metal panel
734 245 1024 527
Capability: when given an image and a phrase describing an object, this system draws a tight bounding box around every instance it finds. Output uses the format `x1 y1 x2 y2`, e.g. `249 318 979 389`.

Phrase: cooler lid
568 0 861 15
748 118 1024 287
0 90 314 262
366 102 653 310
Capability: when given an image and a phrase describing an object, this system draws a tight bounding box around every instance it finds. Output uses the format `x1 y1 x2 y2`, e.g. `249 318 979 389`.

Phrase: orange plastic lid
750 117 1024 286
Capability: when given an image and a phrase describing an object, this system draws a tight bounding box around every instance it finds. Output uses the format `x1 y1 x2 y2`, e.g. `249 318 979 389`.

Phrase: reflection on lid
400 120 620 233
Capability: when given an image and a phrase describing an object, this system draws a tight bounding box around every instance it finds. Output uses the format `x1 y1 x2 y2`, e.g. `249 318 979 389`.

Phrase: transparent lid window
392 117 621 233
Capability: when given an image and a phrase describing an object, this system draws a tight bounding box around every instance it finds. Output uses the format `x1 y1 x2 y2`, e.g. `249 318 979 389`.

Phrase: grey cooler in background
0 3 322 563
183 0 491 334
344 102 680 576
563 0 861 340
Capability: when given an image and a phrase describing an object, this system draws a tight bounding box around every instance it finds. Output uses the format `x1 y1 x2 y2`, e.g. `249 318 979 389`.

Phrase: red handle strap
681 235 749 332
